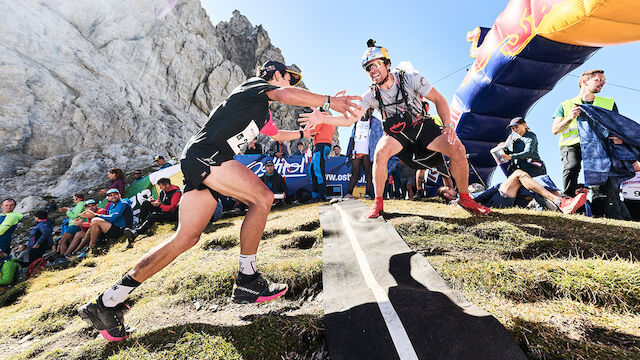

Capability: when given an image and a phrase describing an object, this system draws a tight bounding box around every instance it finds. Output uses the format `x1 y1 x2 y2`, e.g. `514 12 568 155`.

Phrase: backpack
25 258 47 279
373 70 427 121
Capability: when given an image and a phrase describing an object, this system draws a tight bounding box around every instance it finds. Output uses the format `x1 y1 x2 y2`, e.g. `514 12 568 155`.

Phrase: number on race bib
227 121 260 155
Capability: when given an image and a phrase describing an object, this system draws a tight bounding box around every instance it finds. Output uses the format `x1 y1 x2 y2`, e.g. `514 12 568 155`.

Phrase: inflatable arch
450 0 640 183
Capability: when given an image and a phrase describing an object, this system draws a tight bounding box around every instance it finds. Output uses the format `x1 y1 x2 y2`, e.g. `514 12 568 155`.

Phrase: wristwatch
321 95 331 112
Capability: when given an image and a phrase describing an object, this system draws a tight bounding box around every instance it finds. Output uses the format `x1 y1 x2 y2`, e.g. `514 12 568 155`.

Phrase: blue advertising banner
234 155 365 196
233 155 443 198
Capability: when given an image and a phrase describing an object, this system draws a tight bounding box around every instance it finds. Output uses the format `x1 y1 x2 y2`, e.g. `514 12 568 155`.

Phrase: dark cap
154 155 165 161
265 160 274 166
258 61 301 86
35 210 47 219
507 117 526 128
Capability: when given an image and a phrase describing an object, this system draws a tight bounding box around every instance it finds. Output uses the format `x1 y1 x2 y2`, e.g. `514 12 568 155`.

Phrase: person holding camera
499 117 546 177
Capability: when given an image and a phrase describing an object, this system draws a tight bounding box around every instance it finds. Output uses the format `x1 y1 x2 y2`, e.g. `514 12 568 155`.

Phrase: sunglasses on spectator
365 59 385 73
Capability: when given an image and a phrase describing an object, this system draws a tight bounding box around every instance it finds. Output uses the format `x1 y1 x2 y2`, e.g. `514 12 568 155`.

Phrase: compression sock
238 254 257 276
99 273 141 308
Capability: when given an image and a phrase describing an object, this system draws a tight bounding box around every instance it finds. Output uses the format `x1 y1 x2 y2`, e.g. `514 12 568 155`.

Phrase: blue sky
203 0 640 186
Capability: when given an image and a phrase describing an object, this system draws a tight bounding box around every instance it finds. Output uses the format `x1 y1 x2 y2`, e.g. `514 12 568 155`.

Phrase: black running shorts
384 115 444 170
180 157 224 198
105 225 124 240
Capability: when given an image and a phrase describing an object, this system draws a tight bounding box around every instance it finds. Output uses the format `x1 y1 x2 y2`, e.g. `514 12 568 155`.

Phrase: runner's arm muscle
424 88 451 126
266 88 362 118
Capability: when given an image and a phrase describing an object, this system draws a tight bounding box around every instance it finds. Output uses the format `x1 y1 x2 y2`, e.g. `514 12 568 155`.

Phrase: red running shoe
559 193 587 214
458 195 492 215
367 197 384 218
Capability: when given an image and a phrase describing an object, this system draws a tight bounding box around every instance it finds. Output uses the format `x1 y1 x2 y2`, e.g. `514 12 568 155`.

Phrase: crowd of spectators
0 155 190 290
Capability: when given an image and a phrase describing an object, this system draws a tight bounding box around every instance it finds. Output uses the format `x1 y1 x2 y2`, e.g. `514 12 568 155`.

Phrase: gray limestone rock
0 2 330 212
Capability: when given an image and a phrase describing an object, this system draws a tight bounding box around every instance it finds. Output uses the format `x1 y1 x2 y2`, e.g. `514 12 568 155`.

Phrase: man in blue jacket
28 210 53 262
81 189 131 248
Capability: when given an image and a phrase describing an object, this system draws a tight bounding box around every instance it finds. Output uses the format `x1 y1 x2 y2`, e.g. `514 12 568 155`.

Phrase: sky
202 0 640 186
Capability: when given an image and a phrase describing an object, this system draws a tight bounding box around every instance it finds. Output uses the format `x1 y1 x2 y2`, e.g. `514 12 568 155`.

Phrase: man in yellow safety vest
552 69 619 197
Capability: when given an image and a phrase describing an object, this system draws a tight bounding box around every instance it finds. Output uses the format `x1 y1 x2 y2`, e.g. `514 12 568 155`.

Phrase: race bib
227 121 259 155
355 120 370 141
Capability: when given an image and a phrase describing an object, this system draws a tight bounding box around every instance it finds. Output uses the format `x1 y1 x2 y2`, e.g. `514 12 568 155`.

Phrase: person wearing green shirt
552 69 619 196
56 193 86 255
0 198 23 254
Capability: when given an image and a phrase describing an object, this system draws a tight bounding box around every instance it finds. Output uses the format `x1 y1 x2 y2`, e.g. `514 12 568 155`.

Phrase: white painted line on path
333 204 419 360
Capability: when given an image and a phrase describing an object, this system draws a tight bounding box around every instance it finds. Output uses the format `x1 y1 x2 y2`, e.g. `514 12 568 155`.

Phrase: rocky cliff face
0 1 317 213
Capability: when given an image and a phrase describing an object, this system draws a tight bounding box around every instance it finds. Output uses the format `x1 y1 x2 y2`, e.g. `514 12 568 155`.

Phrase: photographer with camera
499 117 547 177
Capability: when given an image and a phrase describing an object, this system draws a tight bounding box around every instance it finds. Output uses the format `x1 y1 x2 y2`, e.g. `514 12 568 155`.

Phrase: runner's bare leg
203 160 273 255
427 133 470 192
372 135 403 198
129 160 272 283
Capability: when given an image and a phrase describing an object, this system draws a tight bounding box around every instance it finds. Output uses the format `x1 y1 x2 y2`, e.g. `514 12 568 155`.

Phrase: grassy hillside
387 200 640 360
1 199 639 359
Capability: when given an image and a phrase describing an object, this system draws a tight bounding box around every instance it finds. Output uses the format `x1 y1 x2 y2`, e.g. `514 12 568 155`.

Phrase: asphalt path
320 200 527 360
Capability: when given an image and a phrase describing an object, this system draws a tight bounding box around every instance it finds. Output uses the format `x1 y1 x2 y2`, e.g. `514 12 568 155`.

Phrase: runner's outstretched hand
330 93 362 118
299 108 326 128
302 122 316 138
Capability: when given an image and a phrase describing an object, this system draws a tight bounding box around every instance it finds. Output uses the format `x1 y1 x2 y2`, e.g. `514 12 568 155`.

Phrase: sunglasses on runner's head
365 59 385 72
286 71 302 87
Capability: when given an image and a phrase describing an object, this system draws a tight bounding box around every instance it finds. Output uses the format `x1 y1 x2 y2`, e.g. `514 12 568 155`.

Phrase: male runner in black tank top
78 61 362 342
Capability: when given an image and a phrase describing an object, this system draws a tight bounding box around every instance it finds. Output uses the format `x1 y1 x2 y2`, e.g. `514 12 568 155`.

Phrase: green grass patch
165 267 237 302
511 318 640 360
0 282 29 307
279 230 322 250
432 257 640 312
70 316 324 360
393 217 563 258
202 234 239 250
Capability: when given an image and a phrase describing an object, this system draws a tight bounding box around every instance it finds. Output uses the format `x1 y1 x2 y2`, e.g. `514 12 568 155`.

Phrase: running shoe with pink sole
78 300 132 342
232 273 288 304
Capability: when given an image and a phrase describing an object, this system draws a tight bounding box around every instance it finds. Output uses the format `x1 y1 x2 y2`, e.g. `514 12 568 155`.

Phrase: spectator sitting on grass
56 193 85 255
0 198 23 254
99 168 126 195
28 210 53 262
63 199 107 256
11 244 30 266
124 178 181 241
154 155 172 170
260 160 288 206
245 138 263 155
438 169 587 214
81 189 132 250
